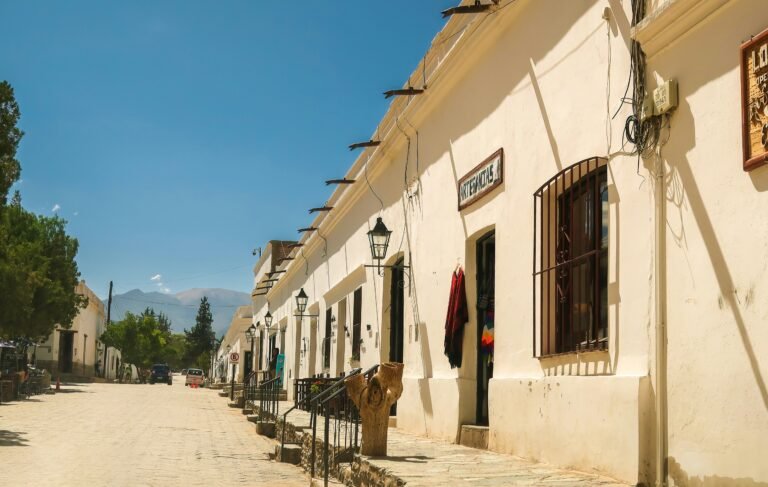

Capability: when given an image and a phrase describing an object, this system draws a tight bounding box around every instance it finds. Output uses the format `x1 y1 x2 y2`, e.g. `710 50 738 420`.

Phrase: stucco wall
643 0 768 484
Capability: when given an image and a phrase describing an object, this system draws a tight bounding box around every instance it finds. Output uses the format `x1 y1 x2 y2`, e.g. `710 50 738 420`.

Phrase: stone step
459 424 489 450
275 443 302 465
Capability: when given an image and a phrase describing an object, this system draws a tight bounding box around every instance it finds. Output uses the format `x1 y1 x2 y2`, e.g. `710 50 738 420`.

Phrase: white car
185 368 204 387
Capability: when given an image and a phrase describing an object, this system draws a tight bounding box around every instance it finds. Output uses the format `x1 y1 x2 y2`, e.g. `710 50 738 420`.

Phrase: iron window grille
533 157 608 357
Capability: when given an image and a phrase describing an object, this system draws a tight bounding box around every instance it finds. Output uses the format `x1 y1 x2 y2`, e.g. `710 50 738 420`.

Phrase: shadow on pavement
369 455 432 463
0 430 29 447
56 388 91 394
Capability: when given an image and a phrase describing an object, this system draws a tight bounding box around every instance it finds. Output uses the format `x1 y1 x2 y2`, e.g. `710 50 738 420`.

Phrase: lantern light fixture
294 288 319 321
264 311 273 329
364 217 410 276
246 324 257 340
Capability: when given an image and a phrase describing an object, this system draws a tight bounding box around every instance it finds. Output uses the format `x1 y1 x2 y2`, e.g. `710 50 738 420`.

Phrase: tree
0 80 87 340
0 81 23 205
0 197 87 339
100 311 171 374
184 297 215 366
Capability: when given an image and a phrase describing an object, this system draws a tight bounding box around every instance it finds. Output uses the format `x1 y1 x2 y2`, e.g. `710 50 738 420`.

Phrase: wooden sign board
457 148 504 210
741 27 768 171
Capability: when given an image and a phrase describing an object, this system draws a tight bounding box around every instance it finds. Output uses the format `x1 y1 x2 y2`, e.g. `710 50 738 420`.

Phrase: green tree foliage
100 310 172 370
0 80 87 339
0 81 23 205
184 297 215 366
164 333 187 370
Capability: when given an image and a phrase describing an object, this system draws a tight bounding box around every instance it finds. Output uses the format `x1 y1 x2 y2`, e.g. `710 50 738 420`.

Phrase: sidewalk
274 401 628 486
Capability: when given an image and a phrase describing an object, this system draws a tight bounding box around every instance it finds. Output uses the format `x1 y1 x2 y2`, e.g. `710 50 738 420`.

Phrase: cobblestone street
0 380 309 487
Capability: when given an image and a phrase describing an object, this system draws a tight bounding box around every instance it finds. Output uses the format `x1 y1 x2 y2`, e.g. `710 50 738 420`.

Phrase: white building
244 1 768 484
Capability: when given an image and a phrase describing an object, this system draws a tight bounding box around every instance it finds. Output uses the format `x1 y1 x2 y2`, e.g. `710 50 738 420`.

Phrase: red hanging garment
444 268 468 368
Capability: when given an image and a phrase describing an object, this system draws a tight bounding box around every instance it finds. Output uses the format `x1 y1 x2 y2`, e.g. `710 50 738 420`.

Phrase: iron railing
257 377 281 424
314 365 379 487
243 370 258 412
294 376 337 412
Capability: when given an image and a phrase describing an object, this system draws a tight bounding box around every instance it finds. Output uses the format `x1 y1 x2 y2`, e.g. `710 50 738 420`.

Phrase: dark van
150 364 172 385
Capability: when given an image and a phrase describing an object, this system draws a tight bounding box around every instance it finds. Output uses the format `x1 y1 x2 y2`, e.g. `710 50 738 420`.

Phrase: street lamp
365 217 409 276
294 288 319 321
264 311 273 329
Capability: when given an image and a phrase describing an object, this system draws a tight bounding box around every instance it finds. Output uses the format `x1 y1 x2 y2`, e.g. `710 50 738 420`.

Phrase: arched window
533 157 608 356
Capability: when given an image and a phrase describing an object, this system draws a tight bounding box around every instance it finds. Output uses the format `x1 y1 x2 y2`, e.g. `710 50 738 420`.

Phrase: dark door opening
58 331 75 373
389 258 405 415
244 351 253 378
323 308 332 374
476 232 495 426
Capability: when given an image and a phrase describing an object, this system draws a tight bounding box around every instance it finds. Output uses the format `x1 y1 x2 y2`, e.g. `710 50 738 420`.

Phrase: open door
58 330 75 373
389 257 405 415
476 232 495 426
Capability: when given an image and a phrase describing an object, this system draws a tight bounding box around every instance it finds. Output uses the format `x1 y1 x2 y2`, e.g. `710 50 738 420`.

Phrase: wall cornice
632 0 731 58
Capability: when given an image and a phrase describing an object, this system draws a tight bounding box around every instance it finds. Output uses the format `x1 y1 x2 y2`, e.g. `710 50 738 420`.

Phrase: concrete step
256 422 276 438
275 443 302 465
459 424 489 450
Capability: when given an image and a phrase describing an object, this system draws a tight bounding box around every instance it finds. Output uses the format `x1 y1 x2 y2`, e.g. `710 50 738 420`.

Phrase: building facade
36 281 119 379
244 1 768 484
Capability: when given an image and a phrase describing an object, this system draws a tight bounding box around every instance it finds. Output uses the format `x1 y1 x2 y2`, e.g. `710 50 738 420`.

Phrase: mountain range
109 288 251 337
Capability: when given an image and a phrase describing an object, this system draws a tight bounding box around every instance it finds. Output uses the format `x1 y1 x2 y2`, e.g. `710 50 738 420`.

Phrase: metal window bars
533 157 609 357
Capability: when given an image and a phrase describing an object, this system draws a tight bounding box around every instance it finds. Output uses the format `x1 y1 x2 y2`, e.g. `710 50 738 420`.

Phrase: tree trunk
346 362 403 457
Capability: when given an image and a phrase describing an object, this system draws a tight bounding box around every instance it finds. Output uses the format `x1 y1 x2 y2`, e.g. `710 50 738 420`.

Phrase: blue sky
1 1 454 298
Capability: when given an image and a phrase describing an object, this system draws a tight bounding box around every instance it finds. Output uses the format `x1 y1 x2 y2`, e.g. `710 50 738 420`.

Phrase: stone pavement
274 401 628 487
0 380 310 487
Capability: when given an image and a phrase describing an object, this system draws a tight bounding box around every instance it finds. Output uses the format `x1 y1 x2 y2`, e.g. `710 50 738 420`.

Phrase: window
352 288 362 361
533 157 608 356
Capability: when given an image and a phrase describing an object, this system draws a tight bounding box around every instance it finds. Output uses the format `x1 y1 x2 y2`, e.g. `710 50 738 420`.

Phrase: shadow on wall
650 7 768 411
669 457 768 487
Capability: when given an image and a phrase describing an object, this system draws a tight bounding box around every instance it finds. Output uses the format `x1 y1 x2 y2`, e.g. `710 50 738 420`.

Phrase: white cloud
161 287 171 293
73 211 79 216
150 274 162 281
51 204 61 213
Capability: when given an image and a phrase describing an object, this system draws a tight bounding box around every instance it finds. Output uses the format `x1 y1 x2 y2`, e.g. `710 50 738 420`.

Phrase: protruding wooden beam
298 227 318 233
349 140 381 151
383 87 425 99
309 207 333 214
287 243 305 249
441 0 497 18
325 179 356 186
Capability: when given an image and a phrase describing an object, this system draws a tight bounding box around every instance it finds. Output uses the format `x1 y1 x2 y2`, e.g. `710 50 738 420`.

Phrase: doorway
323 308 332 374
389 257 405 415
476 231 495 426
308 316 317 377
58 331 75 373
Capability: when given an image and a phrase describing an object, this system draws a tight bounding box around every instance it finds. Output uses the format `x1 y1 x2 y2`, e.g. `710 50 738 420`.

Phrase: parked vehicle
180 368 187 376
149 364 172 385
185 368 204 387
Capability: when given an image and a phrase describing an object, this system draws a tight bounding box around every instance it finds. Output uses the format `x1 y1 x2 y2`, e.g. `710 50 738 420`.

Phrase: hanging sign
457 149 504 210
741 27 768 171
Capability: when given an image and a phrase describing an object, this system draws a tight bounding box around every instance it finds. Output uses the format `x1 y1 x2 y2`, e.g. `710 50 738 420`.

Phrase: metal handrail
257 377 281 424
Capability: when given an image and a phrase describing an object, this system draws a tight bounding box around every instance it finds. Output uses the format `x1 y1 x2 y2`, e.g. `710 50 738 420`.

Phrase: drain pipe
654 152 668 486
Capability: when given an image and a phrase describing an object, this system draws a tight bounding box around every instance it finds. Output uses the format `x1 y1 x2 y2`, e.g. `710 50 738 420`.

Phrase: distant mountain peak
110 287 251 336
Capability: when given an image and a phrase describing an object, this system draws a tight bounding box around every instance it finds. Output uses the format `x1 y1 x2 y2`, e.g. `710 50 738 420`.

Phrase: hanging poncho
444 268 468 368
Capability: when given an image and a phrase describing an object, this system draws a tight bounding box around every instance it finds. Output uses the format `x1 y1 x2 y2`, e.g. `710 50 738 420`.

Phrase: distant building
36 281 121 379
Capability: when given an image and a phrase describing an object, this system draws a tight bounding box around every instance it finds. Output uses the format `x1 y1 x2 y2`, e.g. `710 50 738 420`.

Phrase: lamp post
227 345 236 401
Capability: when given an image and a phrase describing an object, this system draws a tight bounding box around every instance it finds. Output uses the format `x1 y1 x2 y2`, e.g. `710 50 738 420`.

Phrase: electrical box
640 94 655 122
653 79 678 115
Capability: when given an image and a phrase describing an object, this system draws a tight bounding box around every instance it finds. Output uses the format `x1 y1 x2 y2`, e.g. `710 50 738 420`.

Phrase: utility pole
103 281 113 378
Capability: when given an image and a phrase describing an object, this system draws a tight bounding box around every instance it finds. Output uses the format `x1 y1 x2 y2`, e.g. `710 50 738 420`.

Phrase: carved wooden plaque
741 28 768 171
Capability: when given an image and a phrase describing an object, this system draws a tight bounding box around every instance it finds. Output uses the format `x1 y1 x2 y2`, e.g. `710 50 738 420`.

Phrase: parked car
185 368 204 387
149 364 172 385
180 368 187 376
